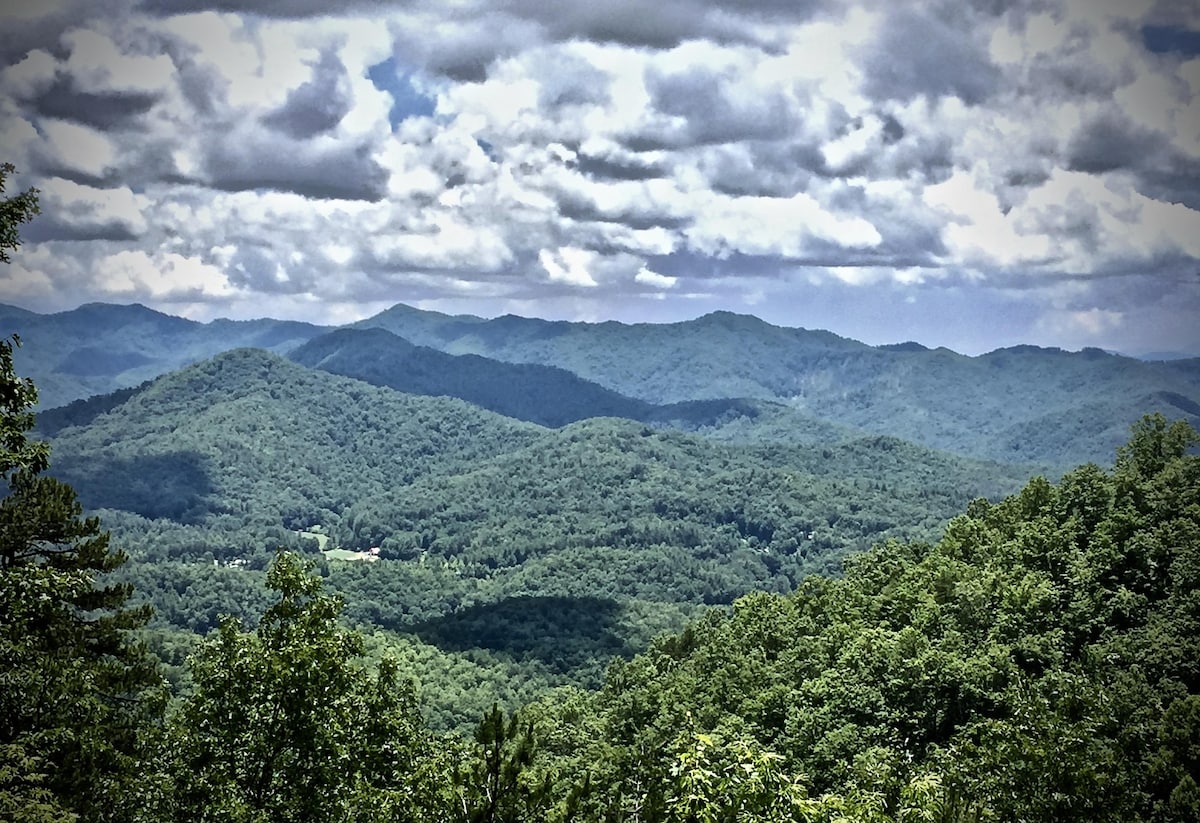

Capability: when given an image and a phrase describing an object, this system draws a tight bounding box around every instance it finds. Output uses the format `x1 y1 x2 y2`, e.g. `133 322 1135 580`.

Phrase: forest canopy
4 327 1199 819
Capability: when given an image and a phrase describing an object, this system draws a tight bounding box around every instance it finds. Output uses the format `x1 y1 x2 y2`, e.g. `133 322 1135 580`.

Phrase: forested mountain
13 318 1200 821
8 300 1200 468
0 301 327 408
516 415 1200 822
36 345 1034 730
289 326 840 435
355 304 1200 467
41 347 543 532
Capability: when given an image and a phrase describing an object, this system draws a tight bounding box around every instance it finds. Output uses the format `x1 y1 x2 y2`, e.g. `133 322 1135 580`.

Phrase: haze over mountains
19 300 1200 469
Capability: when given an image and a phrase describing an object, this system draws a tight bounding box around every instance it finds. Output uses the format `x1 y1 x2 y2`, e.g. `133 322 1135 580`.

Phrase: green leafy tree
161 551 438 823
0 169 163 823
0 163 39 265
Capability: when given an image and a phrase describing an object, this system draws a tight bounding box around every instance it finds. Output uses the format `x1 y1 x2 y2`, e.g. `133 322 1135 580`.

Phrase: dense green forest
6 322 1200 821
32 344 1037 728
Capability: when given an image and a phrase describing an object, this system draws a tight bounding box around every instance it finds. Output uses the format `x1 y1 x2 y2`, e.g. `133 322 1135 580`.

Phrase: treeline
5 315 1200 820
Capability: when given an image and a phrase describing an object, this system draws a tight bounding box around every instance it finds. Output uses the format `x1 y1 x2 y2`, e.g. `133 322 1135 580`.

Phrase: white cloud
35 118 119 179
95 250 240 299
687 191 882 258
0 246 58 303
539 247 599 287
635 266 676 289
0 49 57 99
37 177 150 238
923 168 1054 268
0 0 1197 355
62 28 175 95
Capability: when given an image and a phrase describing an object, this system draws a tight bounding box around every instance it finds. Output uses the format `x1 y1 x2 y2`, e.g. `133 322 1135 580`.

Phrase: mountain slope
289 326 839 436
44 348 543 528
290 327 656 427
42 349 1030 612
354 304 1200 467
2 302 328 408
12 300 1200 468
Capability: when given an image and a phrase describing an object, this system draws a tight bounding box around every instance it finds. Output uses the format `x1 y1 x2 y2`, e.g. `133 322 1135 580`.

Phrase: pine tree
0 167 163 823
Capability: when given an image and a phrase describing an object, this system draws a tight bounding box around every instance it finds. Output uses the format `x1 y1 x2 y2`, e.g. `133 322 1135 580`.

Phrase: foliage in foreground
0 333 164 823
523 413 1200 822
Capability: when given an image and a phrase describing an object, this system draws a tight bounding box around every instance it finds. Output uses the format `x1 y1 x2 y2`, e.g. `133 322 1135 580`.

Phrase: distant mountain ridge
9 301 1200 468
352 304 1200 468
289 326 824 434
1 301 328 408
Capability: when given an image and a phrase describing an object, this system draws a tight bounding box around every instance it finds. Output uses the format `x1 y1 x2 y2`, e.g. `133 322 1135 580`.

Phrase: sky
0 0 1199 356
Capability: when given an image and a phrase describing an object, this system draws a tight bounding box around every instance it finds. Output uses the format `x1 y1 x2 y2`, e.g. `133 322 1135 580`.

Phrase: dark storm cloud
1066 110 1170 174
644 65 797 146
508 0 830 48
0 0 132 64
137 0 410 16
31 77 160 131
575 153 669 182
22 213 142 243
204 135 388 200
261 49 352 139
860 8 1001 104
1138 156 1200 211
698 143 824 197
137 0 827 47
557 195 691 232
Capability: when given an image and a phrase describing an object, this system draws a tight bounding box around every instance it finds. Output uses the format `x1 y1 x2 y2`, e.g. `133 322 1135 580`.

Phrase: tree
161 551 437 823
0 163 39 265
452 704 552 823
0 170 163 823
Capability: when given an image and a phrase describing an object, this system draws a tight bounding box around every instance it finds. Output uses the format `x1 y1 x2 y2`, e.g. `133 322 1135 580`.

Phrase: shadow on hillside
51 450 215 523
408 595 634 673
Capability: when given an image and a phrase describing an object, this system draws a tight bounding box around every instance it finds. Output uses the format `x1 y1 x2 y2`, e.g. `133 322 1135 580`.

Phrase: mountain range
16 300 1200 468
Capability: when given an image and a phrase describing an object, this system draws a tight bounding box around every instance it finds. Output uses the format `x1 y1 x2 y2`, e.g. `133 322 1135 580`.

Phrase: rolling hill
41 346 1030 628
353 304 1200 467
11 300 1200 468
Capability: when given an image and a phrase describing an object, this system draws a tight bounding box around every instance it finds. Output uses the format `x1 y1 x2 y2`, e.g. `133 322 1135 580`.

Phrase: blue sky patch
1141 25 1200 56
367 57 437 128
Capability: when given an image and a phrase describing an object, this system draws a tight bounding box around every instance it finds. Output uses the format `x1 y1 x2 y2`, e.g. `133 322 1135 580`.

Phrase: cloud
1066 109 1168 174
203 127 389 200
94 249 240 300
23 178 150 242
32 118 121 181
635 266 677 289
32 79 161 131
1 0 1199 357
539 247 599 288
261 48 353 139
